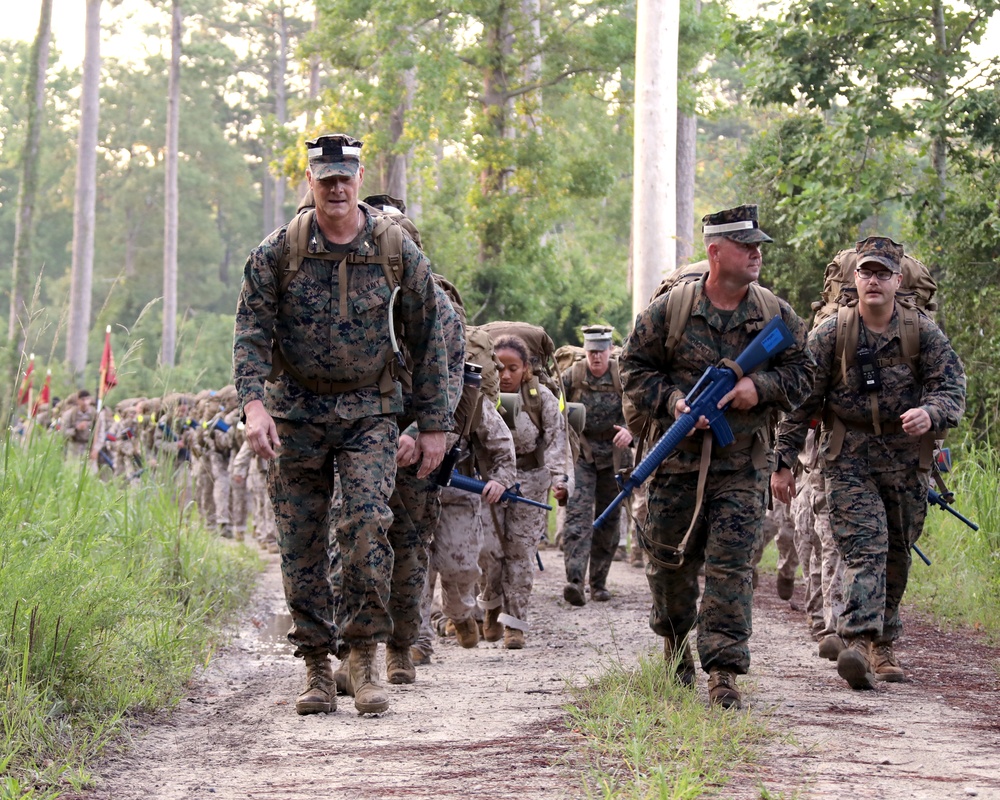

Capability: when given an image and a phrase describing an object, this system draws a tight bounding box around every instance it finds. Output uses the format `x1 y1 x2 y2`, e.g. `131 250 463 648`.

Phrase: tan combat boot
818 634 845 661
410 646 431 666
482 607 504 642
871 641 905 682
707 667 741 709
837 635 876 690
453 618 480 649
295 652 336 715
503 626 525 650
664 634 696 687
386 644 417 684
347 643 390 714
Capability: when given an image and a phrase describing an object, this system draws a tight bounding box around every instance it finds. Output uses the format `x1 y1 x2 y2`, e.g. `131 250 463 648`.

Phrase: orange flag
17 354 34 406
98 326 117 407
32 370 51 417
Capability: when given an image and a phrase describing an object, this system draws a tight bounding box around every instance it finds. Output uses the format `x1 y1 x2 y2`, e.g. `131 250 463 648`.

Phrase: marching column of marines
18 131 966 715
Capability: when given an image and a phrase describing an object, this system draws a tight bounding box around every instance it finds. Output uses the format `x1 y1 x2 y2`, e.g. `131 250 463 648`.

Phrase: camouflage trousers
645 464 766 674
563 459 621 590
268 416 397 657
385 464 441 649
755 497 798 581
793 470 845 638
208 450 231 528
826 465 927 645
192 457 214 526
478 466 550 630
249 460 276 545
432 489 484 622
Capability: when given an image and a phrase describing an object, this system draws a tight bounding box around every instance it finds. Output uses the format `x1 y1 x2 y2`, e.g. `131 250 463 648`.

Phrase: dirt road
81 548 1000 799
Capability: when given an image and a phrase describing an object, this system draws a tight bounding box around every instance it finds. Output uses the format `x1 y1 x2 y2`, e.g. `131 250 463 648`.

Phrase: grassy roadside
566 653 778 799
0 430 261 799
906 438 1000 637
564 436 1000 798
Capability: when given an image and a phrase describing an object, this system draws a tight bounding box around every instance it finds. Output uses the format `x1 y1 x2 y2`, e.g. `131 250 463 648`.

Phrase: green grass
0 429 261 797
566 437 1000 799
565 652 780 799
907 437 1000 637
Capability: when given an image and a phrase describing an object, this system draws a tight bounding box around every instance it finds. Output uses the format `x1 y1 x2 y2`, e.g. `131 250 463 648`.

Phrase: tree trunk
272 5 288 227
161 0 182 368
66 0 102 382
675 110 697 266
930 0 948 286
8 0 52 347
631 0 678 317
385 67 415 207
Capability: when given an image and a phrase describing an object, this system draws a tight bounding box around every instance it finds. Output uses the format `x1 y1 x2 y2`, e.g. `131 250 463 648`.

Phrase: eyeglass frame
856 267 897 282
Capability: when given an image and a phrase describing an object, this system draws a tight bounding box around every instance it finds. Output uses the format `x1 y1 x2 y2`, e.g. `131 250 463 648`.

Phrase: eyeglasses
856 267 896 282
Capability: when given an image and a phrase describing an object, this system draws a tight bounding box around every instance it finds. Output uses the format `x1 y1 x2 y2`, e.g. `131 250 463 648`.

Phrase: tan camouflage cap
306 133 363 179
856 236 903 273
702 204 773 244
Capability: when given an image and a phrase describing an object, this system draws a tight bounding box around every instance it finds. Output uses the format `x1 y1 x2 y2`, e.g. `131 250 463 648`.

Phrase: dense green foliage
0 430 260 796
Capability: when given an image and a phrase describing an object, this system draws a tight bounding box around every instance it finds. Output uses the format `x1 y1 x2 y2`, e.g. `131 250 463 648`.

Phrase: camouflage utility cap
856 236 903 273
702 204 773 244
582 325 614 351
306 133 363 179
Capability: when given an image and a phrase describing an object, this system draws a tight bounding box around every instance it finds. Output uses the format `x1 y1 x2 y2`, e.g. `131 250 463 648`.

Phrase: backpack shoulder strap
346 209 404 292
566 359 588 403
748 283 782 327
834 303 858 388
278 208 316 296
663 278 699 363
609 357 622 396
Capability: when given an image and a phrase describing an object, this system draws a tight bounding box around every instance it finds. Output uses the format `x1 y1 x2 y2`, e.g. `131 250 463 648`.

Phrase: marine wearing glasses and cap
619 203 814 709
233 131 451 718
773 234 965 693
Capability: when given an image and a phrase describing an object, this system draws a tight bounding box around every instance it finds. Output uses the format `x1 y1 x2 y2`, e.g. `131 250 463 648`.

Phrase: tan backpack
816 247 937 466
622 261 782 437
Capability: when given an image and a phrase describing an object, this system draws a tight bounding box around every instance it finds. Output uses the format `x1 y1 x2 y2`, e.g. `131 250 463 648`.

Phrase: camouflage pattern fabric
269 415 397 656
645 464 767 674
433 488 484 622
776 306 966 644
235 205 451 660
620 276 814 474
380 282 464 650
477 383 566 629
561 362 634 591
433 401 515 623
562 459 623 591
233 208 451 432
61 404 96 459
385 464 441 649
756 498 797 582
621 277 814 672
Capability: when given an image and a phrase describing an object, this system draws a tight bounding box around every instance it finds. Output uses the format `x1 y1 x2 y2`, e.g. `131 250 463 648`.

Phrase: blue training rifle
594 315 796 529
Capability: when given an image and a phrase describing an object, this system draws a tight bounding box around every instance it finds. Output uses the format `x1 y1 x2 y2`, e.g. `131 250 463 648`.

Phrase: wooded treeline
2 0 998 439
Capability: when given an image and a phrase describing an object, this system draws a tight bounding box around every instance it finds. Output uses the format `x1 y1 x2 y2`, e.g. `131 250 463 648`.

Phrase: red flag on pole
98 326 117 407
32 370 51 417
17 354 34 406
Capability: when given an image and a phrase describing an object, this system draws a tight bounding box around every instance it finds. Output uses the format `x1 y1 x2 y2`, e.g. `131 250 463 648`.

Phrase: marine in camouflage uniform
620 205 814 709
60 391 97 461
361 281 465 685
774 236 965 691
431 396 516 649
479 336 568 649
234 133 450 716
756 493 798 599
561 326 634 606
